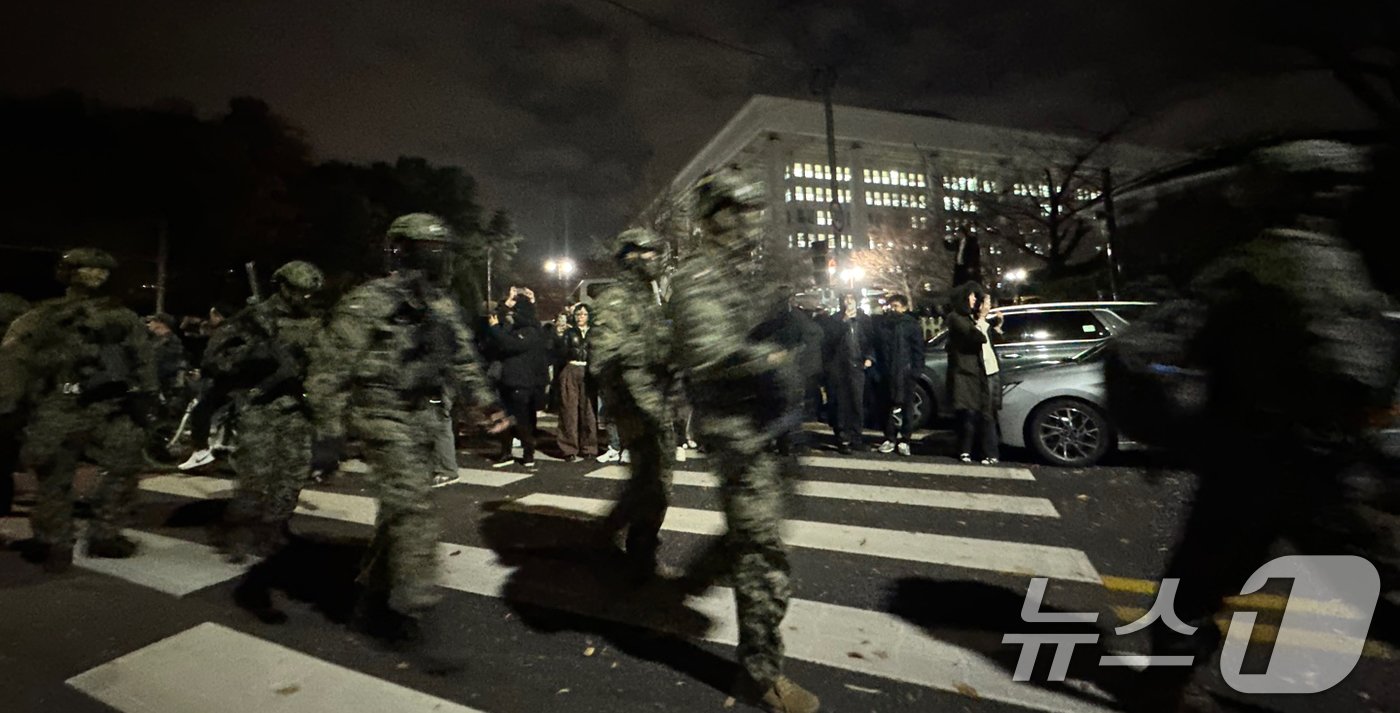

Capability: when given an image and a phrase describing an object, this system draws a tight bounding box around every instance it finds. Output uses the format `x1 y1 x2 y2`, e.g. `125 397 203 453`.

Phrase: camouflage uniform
591 229 676 574
0 249 155 567
0 293 31 516
1108 142 1400 713
308 214 502 624
671 170 816 711
212 261 325 559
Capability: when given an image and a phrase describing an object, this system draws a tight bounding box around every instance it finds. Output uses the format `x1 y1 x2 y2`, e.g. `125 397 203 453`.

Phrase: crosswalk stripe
68 622 486 713
432 543 1115 713
74 528 253 597
585 466 1059 517
455 468 534 486
799 455 1035 480
507 493 1101 582
141 475 378 526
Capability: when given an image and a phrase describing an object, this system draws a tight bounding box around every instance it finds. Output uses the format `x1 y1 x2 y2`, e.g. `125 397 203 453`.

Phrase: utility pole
155 219 169 315
812 66 841 287
1100 167 1120 300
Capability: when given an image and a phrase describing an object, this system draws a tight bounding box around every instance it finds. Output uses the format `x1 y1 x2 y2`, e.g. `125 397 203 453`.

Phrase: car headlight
1001 381 1021 395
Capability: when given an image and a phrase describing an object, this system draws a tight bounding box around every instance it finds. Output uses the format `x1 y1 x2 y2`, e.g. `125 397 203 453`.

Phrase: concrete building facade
659 95 1177 291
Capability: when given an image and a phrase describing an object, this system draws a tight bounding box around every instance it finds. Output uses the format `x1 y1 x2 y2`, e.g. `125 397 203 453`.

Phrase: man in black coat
875 294 926 456
821 292 874 454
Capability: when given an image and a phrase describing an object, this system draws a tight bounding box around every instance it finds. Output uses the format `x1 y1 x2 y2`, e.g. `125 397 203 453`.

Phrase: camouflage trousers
601 419 674 566
21 396 144 547
350 403 444 617
698 412 793 687
226 398 312 548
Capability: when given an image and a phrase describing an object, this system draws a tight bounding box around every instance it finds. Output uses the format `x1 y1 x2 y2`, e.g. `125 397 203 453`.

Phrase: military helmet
272 260 325 292
693 167 765 223
614 228 667 259
386 213 455 243
59 247 118 271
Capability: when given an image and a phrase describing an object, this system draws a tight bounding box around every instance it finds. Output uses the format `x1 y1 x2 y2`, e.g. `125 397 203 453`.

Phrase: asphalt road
1 420 1395 713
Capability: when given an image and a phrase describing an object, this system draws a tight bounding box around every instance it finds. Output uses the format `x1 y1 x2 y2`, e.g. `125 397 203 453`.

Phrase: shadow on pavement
886 576 1220 712
478 500 739 696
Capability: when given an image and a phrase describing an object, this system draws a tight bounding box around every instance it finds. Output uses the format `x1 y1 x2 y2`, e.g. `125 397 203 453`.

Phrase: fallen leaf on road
847 651 866 659
844 684 881 694
1076 494 1090 501
955 683 980 699
557 688 570 695
723 696 736 708
873 650 889 660
449 550 461 556
859 538 867 546
396 662 410 670
584 647 596 656
611 662 619 669
275 685 300 696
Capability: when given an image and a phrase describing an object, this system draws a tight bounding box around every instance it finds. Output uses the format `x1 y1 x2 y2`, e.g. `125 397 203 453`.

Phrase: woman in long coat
944 282 1002 463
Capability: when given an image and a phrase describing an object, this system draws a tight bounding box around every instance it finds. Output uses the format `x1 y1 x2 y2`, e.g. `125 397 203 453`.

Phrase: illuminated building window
785 189 792 203
916 174 927 188
817 210 831 226
918 194 927 208
794 163 804 178
785 165 791 180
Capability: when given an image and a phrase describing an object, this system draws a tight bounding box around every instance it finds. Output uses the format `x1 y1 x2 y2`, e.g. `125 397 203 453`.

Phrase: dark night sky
0 1 1376 260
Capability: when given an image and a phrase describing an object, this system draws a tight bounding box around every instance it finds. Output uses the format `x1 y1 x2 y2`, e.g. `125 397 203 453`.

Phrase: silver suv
910 301 1154 427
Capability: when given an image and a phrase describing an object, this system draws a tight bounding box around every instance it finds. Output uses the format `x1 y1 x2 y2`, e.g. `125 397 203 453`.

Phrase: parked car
998 343 1121 467
907 301 1153 429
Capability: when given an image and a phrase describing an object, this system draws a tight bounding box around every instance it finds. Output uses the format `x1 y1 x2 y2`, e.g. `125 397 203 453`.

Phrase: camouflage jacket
590 274 674 428
668 250 790 421
0 292 156 411
307 274 498 438
202 294 320 406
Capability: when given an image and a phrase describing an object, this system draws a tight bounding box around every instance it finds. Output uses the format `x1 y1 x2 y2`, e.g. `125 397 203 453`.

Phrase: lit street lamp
837 266 864 289
544 257 576 281
1005 268 1028 303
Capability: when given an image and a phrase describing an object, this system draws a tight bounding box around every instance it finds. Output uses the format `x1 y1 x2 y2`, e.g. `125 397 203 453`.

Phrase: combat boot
20 540 73 573
740 675 820 713
86 535 138 559
413 608 469 675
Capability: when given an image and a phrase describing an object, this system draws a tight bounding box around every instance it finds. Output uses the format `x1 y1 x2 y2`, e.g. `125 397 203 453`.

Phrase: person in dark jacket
556 303 599 461
752 291 825 455
875 294 926 456
822 292 875 454
487 289 551 467
945 282 1002 464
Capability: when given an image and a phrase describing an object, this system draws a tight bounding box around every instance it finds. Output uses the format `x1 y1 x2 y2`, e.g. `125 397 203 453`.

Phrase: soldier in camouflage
307 213 509 673
670 168 819 713
0 293 31 517
591 228 677 579
0 249 156 571
209 260 326 562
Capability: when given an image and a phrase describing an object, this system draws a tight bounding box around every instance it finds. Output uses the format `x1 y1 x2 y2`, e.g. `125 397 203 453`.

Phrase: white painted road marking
433 543 1116 713
586 466 1058 517
74 529 254 597
799 455 1035 480
507 493 1100 582
141 475 378 526
68 622 487 713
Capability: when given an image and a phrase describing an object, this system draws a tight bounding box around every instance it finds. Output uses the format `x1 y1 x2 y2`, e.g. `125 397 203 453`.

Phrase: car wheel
910 382 933 428
1026 398 1113 467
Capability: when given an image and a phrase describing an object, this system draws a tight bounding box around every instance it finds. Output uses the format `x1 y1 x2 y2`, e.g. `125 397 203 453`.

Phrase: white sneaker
897 443 911 457
512 438 522 448
596 448 621 463
685 440 699 449
178 449 215 471
619 450 631 464
877 440 895 454
959 453 973 463
981 458 999 466
430 472 460 488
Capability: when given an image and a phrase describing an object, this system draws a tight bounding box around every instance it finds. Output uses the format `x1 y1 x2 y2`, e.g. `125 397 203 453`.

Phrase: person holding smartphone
945 282 1002 464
